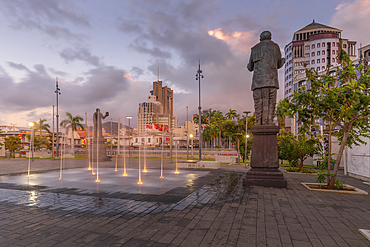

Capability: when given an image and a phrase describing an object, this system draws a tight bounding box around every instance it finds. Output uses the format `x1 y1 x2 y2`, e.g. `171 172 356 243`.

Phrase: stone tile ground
0 158 369 246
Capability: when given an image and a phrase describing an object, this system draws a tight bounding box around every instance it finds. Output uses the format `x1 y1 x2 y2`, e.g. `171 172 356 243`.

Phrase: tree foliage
4 136 22 158
61 112 84 155
280 49 370 188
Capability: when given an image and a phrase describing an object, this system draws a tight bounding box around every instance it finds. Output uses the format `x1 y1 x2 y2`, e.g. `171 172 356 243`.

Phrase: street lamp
196 60 204 161
243 111 251 168
126 116 132 164
189 133 194 158
55 77 61 157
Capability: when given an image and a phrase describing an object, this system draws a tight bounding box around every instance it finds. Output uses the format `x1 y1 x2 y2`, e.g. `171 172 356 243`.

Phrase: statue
93 108 109 138
247 31 285 125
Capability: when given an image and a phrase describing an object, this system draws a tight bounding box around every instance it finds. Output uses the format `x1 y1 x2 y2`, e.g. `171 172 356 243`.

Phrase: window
148 138 151 143
343 44 347 48
305 45 310 50
317 59 320 63
317 43 320 48
311 60 315 64
135 138 138 143
312 44 315 49
317 51 320 56
322 43 325 47
322 50 325 55
305 53 310 57
332 50 335 55
332 42 335 47
337 42 339 47
322 66 325 70
312 52 315 57
332 58 335 62
322 58 325 63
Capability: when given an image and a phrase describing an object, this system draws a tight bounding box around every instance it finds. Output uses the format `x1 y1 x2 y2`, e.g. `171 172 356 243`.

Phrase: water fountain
88 125 91 170
96 118 100 182
175 140 179 174
28 121 34 177
122 127 128 176
160 133 164 178
143 130 147 173
138 142 143 184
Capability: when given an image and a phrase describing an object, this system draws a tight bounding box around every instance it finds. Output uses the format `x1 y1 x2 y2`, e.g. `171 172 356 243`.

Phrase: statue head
96 108 100 112
260 31 272 41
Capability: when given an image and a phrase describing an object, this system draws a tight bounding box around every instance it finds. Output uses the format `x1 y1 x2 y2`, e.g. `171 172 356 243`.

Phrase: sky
0 0 369 129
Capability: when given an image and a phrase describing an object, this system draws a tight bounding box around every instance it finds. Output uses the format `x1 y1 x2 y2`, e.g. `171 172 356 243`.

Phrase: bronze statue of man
93 108 109 138
247 31 285 125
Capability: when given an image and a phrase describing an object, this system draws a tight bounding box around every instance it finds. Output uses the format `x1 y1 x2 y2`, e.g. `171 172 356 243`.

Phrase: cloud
130 66 145 77
59 47 104 67
208 28 257 54
330 0 370 46
0 0 89 41
117 19 142 33
7 62 29 71
129 43 172 58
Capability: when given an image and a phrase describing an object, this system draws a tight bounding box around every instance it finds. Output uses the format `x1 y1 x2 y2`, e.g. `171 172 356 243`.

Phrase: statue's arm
247 53 254 72
277 47 285 69
102 112 109 119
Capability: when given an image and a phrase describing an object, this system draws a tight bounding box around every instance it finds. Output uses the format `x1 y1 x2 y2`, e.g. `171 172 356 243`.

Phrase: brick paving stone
0 163 369 247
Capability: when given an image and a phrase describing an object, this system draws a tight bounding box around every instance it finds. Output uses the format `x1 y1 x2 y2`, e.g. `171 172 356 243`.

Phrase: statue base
243 125 287 188
90 137 111 162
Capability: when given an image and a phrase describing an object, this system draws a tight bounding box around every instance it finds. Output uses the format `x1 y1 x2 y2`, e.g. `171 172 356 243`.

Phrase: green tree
60 112 84 155
26 135 50 151
278 132 299 167
34 118 50 136
223 113 244 165
4 136 22 158
281 49 370 188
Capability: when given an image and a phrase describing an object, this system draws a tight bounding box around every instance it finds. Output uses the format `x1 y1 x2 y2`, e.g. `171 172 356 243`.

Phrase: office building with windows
284 20 357 100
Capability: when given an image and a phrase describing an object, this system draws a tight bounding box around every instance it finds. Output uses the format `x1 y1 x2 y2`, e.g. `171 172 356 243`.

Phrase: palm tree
34 118 50 136
60 112 84 155
225 109 238 120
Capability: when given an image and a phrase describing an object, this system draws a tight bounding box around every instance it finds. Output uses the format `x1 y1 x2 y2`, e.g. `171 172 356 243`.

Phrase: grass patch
285 167 316 173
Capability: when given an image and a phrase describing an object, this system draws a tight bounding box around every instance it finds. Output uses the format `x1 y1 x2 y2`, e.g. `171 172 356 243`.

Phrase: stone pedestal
90 137 111 162
243 125 287 188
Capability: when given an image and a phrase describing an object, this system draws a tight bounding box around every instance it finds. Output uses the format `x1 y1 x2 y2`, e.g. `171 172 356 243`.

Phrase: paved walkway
0 159 369 246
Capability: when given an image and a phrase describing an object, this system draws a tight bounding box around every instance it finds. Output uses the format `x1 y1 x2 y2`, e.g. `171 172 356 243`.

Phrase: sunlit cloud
208 28 257 54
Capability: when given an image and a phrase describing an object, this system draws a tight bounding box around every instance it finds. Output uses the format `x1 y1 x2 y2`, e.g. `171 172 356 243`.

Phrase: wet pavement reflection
0 170 244 217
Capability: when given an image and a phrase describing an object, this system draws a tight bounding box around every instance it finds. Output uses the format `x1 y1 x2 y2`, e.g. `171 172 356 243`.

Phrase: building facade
151 81 173 116
359 44 370 65
137 95 163 134
284 20 357 100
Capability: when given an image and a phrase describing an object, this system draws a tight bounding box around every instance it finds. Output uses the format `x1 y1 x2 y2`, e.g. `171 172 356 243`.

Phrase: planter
301 182 368 195
286 171 318 175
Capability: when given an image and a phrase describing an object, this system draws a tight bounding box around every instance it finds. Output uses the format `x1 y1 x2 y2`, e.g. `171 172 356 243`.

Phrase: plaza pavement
0 158 369 246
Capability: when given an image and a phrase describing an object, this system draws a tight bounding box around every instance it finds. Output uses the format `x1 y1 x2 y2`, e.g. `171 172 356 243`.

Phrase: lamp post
55 77 61 157
127 116 132 164
243 111 251 168
189 133 194 158
196 60 204 161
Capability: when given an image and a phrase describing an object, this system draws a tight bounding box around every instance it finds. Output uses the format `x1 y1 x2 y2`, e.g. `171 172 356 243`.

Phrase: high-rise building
284 20 357 100
151 81 173 116
138 81 177 134
137 95 163 134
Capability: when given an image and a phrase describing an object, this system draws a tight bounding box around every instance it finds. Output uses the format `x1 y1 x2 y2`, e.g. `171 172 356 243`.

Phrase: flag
146 123 153 129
